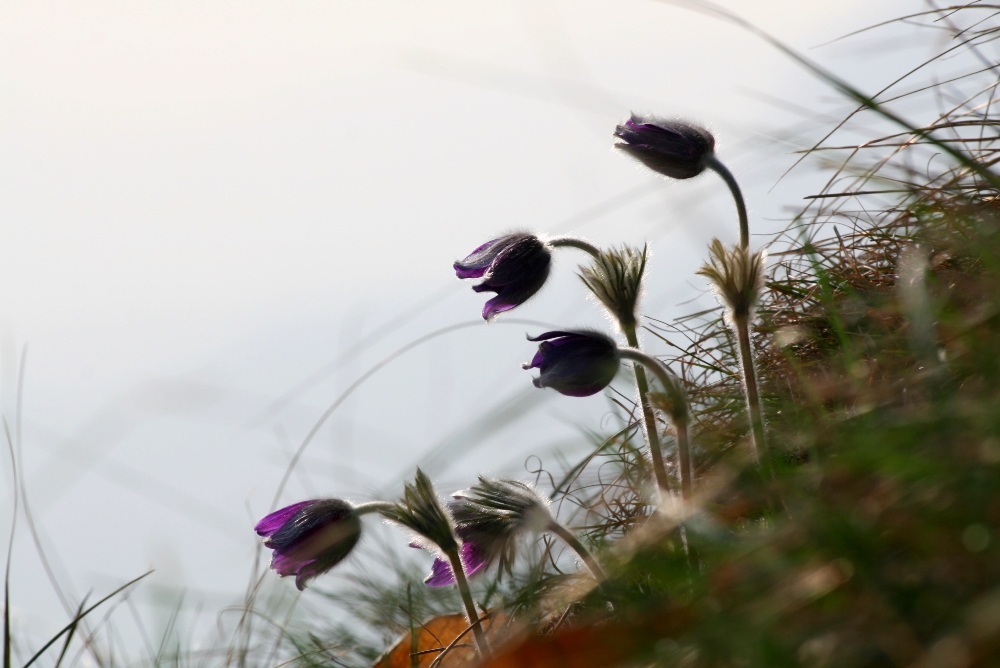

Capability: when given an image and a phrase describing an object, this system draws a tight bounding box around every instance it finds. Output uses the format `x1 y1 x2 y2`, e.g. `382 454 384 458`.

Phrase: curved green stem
618 347 694 501
734 314 766 462
621 325 671 497
547 521 607 582
353 501 396 516
706 156 749 250
444 548 491 659
548 236 602 259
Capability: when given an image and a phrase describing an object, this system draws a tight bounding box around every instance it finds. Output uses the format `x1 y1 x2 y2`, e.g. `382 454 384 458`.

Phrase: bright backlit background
0 0 914 647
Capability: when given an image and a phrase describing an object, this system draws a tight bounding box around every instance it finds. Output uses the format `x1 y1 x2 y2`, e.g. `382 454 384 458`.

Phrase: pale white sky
0 0 914 649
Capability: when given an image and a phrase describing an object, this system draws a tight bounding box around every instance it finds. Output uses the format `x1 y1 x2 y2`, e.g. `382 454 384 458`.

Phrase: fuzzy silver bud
696 239 766 320
380 468 458 554
449 478 554 579
579 245 648 328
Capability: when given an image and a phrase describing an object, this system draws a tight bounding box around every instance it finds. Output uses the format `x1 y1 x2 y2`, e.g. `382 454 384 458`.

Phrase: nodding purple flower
614 114 715 180
523 330 620 397
255 499 362 591
454 233 552 320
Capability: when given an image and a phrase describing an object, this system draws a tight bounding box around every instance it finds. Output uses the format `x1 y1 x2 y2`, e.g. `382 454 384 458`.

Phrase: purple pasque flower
454 233 552 320
522 330 620 397
255 499 362 591
614 114 715 180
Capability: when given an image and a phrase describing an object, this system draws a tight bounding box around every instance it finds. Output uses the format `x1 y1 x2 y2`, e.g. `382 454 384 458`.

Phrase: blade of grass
21 571 152 668
52 597 89 668
3 420 17 668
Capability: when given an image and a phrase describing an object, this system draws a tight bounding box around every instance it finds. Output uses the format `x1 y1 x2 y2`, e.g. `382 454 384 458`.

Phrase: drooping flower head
424 478 554 587
614 114 715 180
522 330 620 397
454 233 552 320
255 499 362 591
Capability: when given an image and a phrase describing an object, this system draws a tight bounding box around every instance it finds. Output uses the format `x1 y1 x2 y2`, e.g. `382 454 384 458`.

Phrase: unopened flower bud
523 330 620 397
380 468 459 554
579 245 647 328
614 114 715 180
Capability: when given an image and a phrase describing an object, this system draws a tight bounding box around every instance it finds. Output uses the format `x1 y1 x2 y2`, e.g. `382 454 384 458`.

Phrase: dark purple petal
294 563 323 591
483 295 519 320
270 551 315 577
461 540 490 577
424 557 457 587
423 540 492 587
454 264 488 279
468 238 501 255
522 349 545 371
454 238 504 278
255 501 315 536
472 282 498 294
527 330 581 342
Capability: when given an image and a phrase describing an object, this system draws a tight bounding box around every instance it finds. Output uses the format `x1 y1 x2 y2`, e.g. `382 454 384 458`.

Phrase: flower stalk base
445 548 491 659
734 314 766 462
622 325 671 496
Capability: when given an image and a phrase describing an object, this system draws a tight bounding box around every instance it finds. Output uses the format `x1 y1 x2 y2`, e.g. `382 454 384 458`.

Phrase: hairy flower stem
675 420 692 501
546 521 607 582
734 314 766 462
621 325 672 497
353 501 396 516
618 347 693 501
706 156 749 250
445 548 491 659
548 236 602 258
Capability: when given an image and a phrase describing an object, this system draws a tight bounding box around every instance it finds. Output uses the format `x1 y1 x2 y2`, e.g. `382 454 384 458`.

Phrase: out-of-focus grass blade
52 597 89 668
4 419 19 668
21 571 152 668
659 0 1000 188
